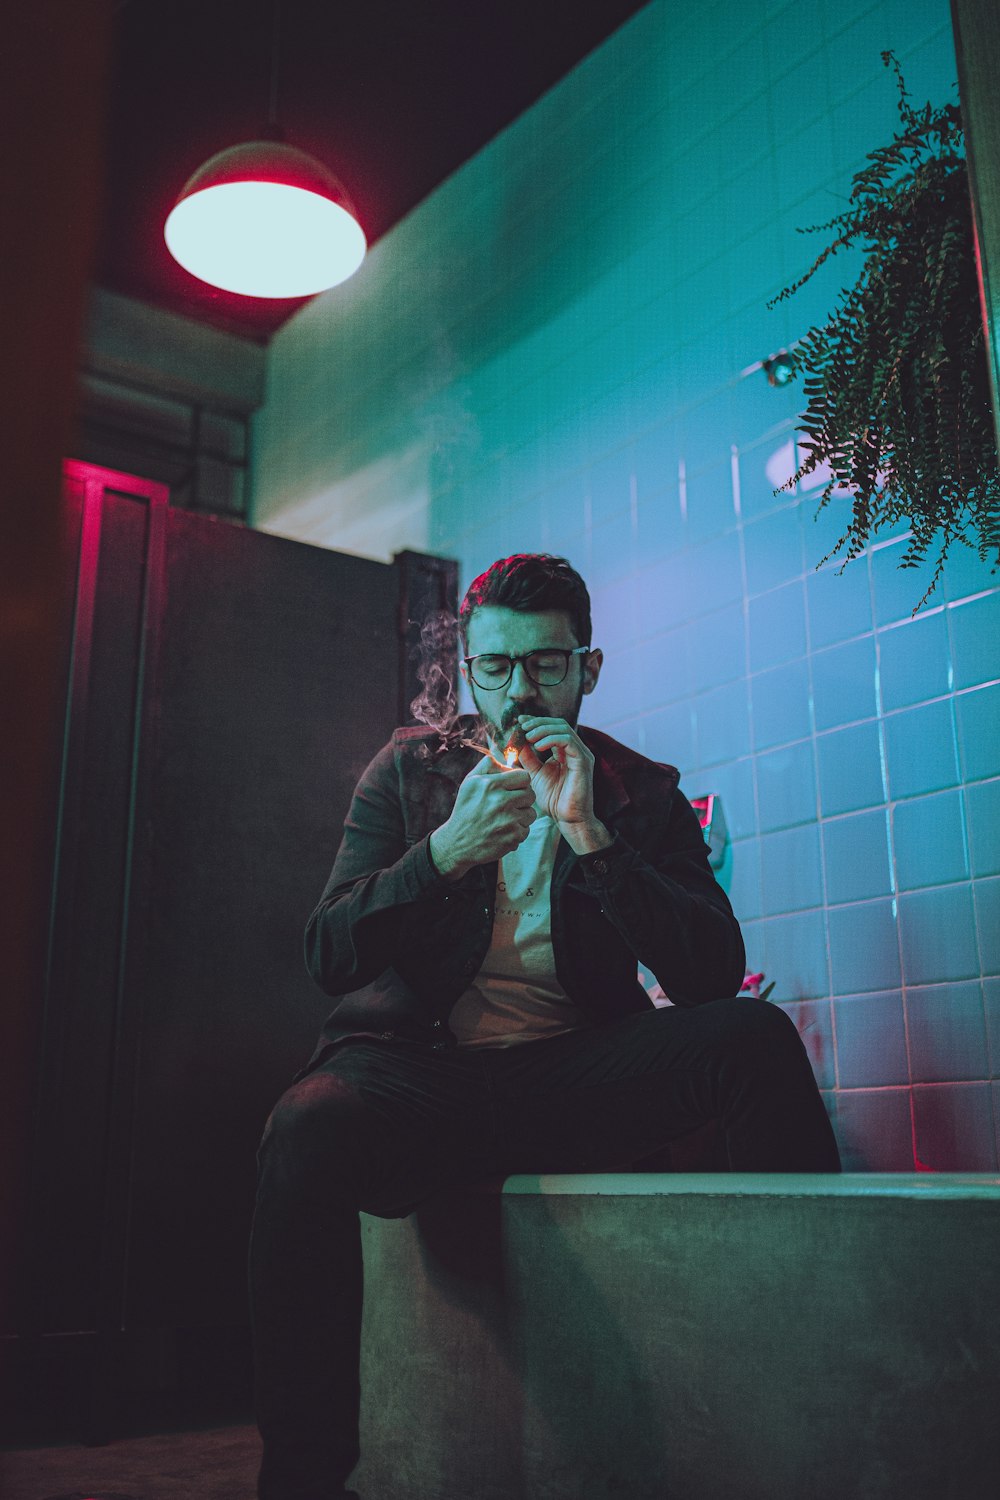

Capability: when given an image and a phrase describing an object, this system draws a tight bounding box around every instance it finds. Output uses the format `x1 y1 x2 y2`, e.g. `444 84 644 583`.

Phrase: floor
0 1424 260 1500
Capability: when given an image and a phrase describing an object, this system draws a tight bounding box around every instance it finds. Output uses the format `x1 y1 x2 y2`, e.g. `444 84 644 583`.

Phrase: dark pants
250 997 840 1499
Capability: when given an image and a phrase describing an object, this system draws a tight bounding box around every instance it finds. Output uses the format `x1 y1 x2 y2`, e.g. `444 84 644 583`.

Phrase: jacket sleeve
572 786 745 1006
304 740 450 996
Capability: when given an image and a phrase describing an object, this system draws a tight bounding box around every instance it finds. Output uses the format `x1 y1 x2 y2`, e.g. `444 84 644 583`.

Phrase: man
250 553 840 1500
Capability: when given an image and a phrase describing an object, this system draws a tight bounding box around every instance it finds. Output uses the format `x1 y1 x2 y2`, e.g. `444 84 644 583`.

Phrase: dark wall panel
13 463 456 1438
124 516 402 1326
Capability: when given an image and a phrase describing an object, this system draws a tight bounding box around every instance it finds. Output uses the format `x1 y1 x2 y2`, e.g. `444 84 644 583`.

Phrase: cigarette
503 724 527 767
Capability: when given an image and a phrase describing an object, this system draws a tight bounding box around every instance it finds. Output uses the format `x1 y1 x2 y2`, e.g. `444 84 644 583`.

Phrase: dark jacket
303 717 745 1056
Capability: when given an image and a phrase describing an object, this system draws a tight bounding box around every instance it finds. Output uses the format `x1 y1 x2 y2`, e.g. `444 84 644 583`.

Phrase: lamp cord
267 0 283 130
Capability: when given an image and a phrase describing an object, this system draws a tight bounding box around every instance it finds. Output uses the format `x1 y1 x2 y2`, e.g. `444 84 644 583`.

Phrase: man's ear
581 648 603 696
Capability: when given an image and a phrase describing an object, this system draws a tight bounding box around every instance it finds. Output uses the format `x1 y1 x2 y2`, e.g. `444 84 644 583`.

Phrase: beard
472 678 586 749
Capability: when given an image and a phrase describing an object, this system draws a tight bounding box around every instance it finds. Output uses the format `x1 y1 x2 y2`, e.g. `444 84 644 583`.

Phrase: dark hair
459 554 591 652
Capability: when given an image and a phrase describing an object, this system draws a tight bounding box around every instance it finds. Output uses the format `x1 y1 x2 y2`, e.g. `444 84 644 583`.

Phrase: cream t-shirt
448 804 588 1047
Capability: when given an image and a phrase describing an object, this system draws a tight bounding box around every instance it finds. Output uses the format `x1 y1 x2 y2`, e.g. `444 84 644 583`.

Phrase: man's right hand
429 754 536 880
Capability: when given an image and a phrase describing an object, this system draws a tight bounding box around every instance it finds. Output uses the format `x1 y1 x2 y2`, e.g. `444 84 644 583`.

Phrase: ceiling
99 0 650 342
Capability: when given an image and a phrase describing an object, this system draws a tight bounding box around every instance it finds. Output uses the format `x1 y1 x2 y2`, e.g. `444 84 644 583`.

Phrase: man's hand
516 715 612 856
429 754 536 880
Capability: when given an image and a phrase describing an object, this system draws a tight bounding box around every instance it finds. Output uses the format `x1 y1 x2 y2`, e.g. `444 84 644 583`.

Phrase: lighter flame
460 736 523 770
504 725 527 767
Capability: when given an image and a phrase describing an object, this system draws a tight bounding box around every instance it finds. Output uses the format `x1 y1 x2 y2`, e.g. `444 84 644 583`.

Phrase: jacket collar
581 727 631 822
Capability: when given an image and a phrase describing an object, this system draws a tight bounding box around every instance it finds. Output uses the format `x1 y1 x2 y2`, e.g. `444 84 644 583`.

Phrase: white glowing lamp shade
164 141 366 298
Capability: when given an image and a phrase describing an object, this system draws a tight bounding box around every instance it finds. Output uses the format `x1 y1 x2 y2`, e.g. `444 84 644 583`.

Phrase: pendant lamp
163 0 366 299
164 137 366 297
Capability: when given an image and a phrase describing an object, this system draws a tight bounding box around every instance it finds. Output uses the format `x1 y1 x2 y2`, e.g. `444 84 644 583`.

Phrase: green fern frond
770 51 1000 611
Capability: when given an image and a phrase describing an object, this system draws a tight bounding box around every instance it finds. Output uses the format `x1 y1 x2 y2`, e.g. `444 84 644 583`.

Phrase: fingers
508 802 537 832
515 738 544 773
489 805 535 860
517 715 588 756
511 811 536 847
469 754 530 783
489 770 533 804
515 716 576 768
523 728 574 744
499 769 532 790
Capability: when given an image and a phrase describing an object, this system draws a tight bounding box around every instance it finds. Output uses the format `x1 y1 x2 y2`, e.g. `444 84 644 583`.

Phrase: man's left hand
515 716 608 844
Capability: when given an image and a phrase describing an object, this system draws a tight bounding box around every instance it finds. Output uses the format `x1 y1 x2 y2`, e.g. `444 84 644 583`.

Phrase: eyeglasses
463 646 591 690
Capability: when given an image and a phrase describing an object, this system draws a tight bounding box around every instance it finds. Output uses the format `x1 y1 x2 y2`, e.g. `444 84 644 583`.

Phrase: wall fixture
761 349 796 386
738 347 798 387
163 1 366 298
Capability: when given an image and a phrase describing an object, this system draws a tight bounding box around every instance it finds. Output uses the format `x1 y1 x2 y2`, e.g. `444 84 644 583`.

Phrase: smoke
408 609 479 753
407 609 540 760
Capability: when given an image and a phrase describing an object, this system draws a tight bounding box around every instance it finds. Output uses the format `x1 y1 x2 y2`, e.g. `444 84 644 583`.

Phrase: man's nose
508 660 535 697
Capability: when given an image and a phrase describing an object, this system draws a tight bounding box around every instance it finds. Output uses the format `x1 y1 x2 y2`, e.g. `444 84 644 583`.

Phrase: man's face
461 606 603 746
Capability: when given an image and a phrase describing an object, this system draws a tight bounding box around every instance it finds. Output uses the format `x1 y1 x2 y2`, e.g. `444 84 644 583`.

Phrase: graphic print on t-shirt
489 817 559 978
447 806 587 1044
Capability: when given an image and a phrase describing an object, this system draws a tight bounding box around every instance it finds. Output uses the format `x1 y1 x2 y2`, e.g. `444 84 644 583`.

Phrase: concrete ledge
502 1170 1000 1198
357 1174 1000 1500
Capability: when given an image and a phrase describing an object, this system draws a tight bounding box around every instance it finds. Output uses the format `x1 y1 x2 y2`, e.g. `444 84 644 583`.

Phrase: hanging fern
769 51 1000 609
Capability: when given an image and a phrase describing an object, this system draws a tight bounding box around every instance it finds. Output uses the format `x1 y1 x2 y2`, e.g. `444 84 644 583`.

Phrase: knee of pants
704 993 806 1066
258 1072 368 1182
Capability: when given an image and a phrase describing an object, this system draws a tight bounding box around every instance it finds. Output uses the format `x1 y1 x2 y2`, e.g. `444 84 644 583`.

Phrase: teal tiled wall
253 0 999 1169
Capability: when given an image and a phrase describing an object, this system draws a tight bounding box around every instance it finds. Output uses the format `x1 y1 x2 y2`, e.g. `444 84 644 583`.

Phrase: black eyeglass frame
462 645 592 690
